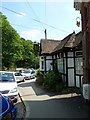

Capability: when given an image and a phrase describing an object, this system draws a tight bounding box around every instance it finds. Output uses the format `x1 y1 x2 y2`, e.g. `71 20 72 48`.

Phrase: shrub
43 70 64 92
36 69 44 86
36 68 41 75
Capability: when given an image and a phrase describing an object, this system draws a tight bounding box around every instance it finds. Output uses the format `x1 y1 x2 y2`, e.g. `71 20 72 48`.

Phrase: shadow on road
18 80 90 118
18 80 58 97
24 95 89 118
18 80 82 97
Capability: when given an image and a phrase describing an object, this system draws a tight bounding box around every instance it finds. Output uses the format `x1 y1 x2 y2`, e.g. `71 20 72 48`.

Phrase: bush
43 70 64 92
36 69 44 86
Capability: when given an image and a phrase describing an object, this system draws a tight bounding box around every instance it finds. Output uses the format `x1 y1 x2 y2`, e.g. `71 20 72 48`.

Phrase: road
18 79 89 119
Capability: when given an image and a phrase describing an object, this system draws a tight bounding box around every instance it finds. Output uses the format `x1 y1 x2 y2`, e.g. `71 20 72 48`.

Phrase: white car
0 71 18 102
14 72 25 83
20 69 32 80
31 69 37 77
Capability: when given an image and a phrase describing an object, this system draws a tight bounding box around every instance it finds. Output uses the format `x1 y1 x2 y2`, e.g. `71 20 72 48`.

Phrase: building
40 31 83 88
74 0 90 100
40 39 60 73
74 0 90 83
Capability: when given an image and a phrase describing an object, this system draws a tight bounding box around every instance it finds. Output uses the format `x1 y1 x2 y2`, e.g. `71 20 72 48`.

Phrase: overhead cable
0 5 69 33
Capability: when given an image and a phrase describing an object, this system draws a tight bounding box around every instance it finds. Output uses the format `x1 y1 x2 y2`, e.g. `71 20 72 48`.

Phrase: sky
1 0 81 43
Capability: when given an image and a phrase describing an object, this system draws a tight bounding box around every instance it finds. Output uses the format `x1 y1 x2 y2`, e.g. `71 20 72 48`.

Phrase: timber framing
40 31 83 87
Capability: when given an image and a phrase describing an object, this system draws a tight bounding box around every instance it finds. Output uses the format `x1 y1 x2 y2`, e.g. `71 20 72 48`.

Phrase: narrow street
1 1 90 120
15 94 26 119
18 79 89 119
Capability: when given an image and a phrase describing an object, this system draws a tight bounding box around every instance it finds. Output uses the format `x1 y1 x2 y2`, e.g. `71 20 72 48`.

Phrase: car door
15 72 24 82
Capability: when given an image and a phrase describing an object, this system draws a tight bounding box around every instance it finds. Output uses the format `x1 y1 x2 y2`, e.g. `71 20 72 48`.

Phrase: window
57 58 63 73
75 57 83 74
15 72 22 76
61 53 63 58
76 51 82 56
0 72 15 82
68 52 73 57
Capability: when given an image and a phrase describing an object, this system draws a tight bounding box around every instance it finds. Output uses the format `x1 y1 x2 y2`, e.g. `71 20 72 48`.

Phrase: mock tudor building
40 39 61 73
52 31 83 87
40 31 83 88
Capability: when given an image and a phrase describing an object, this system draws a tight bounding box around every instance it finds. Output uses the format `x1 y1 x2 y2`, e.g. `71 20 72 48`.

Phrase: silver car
20 69 32 80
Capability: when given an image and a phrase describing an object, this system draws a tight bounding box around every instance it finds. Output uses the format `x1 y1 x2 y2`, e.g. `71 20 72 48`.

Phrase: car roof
0 71 15 74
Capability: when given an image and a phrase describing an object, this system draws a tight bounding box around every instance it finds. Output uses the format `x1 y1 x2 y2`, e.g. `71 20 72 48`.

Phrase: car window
23 70 30 73
31 70 35 74
15 72 22 76
0 72 15 82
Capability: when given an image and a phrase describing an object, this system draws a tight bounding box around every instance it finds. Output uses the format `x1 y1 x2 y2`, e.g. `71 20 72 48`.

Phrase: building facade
40 32 83 88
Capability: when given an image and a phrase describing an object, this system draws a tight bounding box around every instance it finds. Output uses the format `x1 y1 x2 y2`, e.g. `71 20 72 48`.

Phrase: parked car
0 93 16 120
20 69 32 80
32 69 37 77
0 71 18 102
30 68 37 78
14 72 25 83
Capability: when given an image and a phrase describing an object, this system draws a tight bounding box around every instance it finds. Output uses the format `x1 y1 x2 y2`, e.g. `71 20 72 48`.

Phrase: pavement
15 94 26 120
18 79 90 119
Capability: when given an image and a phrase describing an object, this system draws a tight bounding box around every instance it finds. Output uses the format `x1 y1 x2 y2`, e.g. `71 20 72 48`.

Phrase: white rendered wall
46 56 53 71
40 55 53 72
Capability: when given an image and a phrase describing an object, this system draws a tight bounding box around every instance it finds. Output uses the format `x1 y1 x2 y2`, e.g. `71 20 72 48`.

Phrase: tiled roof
64 31 82 48
40 39 61 54
53 31 82 53
40 31 82 55
73 31 82 47
53 32 74 53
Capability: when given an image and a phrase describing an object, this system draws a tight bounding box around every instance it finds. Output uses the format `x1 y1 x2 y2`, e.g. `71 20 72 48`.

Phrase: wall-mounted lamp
76 17 81 27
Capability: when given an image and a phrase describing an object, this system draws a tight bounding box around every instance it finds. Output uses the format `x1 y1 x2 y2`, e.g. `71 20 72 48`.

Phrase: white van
0 71 18 102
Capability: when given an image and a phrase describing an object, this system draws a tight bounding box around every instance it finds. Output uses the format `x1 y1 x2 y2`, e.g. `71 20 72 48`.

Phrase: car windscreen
22 70 30 73
0 72 15 82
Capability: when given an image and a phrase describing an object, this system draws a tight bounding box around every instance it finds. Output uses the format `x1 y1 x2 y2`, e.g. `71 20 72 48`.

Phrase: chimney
44 29 47 40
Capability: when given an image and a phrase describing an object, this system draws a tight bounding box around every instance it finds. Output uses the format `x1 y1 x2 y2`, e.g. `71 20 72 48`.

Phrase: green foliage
1 12 39 70
44 70 64 92
36 68 41 75
1 12 22 69
36 70 65 92
36 69 44 86
17 38 39 68
34 41 40 56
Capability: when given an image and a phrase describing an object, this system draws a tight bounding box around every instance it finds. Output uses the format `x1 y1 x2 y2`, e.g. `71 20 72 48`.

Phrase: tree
1 12 23 70
16 38 39 69
0 12 39 70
